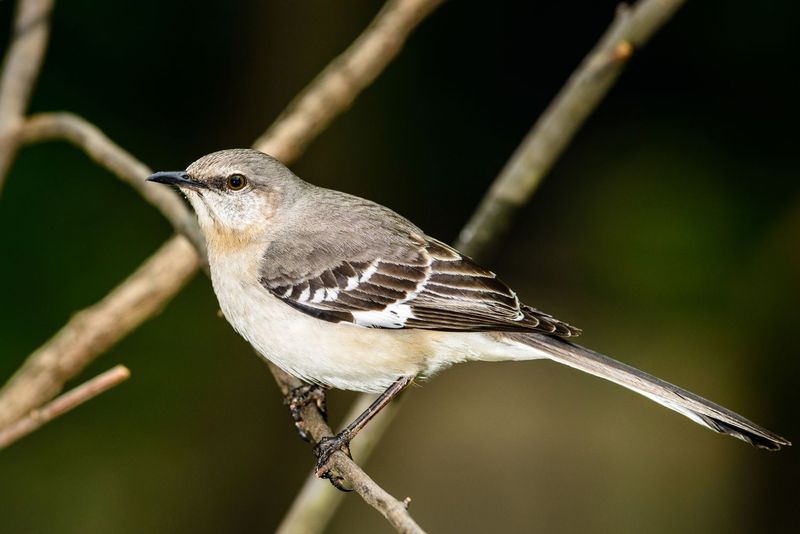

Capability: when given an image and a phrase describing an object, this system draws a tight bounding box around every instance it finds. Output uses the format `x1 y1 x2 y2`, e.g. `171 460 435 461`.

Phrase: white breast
207 246 540 392
208 247 426 391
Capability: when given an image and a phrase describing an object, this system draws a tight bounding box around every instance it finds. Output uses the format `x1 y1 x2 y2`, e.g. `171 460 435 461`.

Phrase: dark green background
1 1 797 532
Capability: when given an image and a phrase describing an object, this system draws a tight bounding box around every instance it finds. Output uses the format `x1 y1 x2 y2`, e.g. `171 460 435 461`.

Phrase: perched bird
148 149 788 480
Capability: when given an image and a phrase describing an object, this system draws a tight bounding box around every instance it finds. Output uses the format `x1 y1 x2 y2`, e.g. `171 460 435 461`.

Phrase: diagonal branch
19 112 207 262
270 365 425 534
0 110 204 429
0 0 54 192
456 0 687 258
0 236 198 429
276 392 403 534
276 0 688 532
0 365 131 449
253 0 443 161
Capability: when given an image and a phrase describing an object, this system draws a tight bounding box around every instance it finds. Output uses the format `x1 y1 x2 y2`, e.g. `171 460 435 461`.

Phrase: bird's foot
285 384 327 442
313 432 353 492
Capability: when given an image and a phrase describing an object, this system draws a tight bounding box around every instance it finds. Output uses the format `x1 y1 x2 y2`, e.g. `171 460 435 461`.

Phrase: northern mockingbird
148 149 788 478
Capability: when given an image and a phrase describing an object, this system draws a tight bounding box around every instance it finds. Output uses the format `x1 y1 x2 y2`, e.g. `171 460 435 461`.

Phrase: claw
293 377 411 492
313 432 354 491
317 466 353 492
285 384 327 442
314 433 352 470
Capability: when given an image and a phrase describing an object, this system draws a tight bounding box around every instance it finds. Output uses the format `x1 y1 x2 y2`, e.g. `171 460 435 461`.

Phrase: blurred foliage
0 1 798 533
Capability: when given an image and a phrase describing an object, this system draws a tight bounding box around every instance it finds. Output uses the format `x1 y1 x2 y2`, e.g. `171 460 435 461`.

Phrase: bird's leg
285 383 328 442
314 376 413 482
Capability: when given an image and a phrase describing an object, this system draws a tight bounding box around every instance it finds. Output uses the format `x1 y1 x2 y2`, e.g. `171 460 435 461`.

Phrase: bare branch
0 111 205 429
276 396 402 534
269 365 425 534
0 0 54 191
0 365 130 449
253 0 443 161
18 112 207 261
456 0 687 258
0 236 198 429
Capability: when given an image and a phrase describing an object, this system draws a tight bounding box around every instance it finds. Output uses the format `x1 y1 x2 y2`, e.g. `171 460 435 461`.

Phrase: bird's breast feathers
208 245 429 390
207 243 545 391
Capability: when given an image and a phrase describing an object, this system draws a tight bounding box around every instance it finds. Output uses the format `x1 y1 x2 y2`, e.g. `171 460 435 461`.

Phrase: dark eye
226 174 247 191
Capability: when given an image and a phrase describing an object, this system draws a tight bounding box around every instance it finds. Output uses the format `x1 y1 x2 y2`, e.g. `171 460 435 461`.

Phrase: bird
147 148 789 482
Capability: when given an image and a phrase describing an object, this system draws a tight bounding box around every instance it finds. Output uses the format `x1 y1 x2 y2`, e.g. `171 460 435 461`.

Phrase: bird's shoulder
261 188 426 285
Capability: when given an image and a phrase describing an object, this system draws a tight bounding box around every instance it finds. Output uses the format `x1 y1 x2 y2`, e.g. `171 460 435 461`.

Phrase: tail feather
506 333 790 450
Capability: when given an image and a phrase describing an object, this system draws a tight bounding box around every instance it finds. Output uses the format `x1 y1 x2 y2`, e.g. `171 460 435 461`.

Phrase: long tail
503 332 790 450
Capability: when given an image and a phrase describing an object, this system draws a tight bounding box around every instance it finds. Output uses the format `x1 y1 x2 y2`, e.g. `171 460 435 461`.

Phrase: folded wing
261 237 580 336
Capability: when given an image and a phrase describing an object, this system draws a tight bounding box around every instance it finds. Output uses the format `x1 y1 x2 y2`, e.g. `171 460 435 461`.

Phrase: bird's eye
226 174 247 191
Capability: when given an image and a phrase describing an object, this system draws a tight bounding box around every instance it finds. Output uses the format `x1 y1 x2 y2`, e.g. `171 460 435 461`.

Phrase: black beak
146 171 207 189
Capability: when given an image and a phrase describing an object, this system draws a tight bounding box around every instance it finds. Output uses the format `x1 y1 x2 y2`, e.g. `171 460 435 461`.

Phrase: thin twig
253 0 443 162
0 236 198 429
270 365 425 534
0 0 54 192
276 0 688 531
456 0 687 258
276 394 402 534
0 111 203 426
18 112 207 261
0 365 130 449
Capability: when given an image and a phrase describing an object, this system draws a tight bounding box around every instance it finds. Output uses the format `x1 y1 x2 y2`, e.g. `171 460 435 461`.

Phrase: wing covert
260 237 580 337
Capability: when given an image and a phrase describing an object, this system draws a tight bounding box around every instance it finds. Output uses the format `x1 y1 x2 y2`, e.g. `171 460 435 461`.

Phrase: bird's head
147 149 307 251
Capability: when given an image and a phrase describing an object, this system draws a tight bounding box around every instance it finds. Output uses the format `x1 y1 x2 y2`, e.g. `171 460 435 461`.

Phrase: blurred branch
19 112 208 260
0 237 198 429
0 365 130 449
0 0 54 192
277 0 687 531
253 0 443 162
456 0 687 258
0 110 204 428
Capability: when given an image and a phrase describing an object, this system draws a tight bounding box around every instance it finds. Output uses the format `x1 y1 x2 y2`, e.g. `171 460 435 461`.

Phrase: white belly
208 249 420 391
208 248 541 392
